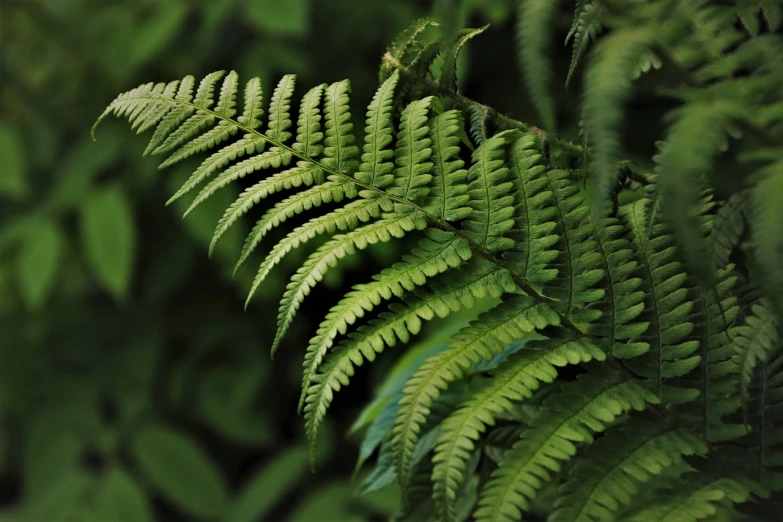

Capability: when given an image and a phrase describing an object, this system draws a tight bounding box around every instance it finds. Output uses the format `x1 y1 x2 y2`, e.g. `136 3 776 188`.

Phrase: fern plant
92 2 783 520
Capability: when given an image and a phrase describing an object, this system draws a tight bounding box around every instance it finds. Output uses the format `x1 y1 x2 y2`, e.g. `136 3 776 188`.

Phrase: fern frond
474 371 660 522
431 338 606 522
266 74 296 143
299 229 472 411
588 214 649 358
242 195 382 301
462 133 517 252
439 24 489 92
655 101 742 283
239 76 264 129
291 84 325 158
303 261 517 466
388 97 435 202
392 296 562 491
584 28 652 214
380 18 439 81
752 161 783 315
711 191 749 269
270 210 428 356
426 110 471 222
621 199 700 401
322 80 359 173
209 164 323 256
517 0 559 130
543 168 605 324
621 475 758 522
550 421 707 522
153 71 227 156
357 72 400 188
504 135 560 284
566 1 603 88
732 301 779 402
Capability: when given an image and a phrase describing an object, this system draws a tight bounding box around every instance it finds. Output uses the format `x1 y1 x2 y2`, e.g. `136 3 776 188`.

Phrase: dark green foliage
89 2 783 521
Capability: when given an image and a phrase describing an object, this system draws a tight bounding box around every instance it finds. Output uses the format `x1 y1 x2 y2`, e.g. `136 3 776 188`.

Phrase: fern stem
381 52 584 159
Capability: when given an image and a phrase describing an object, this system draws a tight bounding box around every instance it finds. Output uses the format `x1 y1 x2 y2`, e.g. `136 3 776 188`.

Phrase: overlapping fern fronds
92 7 782 521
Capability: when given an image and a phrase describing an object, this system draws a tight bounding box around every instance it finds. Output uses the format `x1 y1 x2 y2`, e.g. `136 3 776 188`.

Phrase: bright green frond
158 120 239 169
299 229 472 411
209 165 323 256
504 134 560 284
322 80 359 174
393 295 561 491
543 168 605 324
588 214 648 357
550 422 707 522
432 338 605 522
357 72 400 188
389 97 435 202
215 70 239 117
292 84 325 159
240 76 264 129
183 147 292 217
271 210 428 356
462 133 516 252
140 76 195 152
474 372 660 522
242 194 381 302
517 0 559 130
165 136 265 206
266 74 296 143
381 18 439 81
303 261 517 466
621 199 700 400
427 110 471 221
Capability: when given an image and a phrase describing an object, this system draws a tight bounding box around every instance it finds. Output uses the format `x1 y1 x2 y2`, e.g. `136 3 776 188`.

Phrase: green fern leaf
241 192 379 300
392 295 561 491
474 371 660 522
240 76 264 129
357 72 400 188
291 84 326 158
732 301 779 402
322 80 359 174
388 97 435 202
209 165 323 256
303 260 517 467
711 191 749 269
504 135 560 284
517 0 559 130
621 199 701 400
153 71 227 156
550 422 707 522
381 18 439 81
426 110 471 221
266 74 296 143
565 1 603 88
432 338 605 522
270 210 428 356
299 229 472 411
462 133 517 252
438 24 489 92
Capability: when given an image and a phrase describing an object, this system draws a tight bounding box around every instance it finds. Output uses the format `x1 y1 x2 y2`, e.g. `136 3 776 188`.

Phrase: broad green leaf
0 125 27 200
228 446 309 522
93 467 153 522
131 423 228 519
80 186 136 301
17 219 63 309
22 472 94 522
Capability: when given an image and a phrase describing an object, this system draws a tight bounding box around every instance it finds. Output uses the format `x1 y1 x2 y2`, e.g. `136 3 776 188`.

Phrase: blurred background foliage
0 0 530 520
